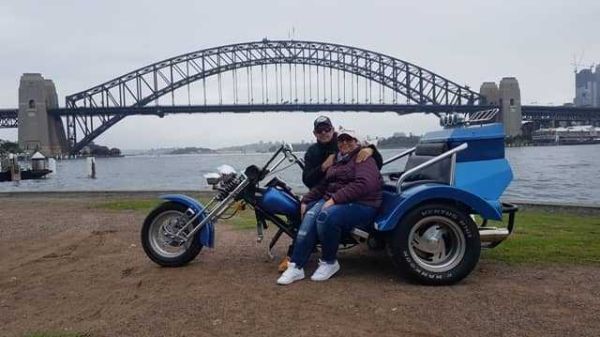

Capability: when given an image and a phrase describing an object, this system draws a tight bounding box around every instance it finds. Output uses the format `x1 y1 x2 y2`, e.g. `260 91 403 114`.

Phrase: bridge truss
0 109 18 128
63 40 481 154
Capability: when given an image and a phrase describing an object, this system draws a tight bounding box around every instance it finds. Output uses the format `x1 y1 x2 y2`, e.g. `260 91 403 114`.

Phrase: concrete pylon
479 82 499 106
498 77 522 137
18 73 68 156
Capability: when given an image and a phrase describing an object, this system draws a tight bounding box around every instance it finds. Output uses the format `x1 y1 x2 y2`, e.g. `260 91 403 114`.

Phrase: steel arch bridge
63 40 482 154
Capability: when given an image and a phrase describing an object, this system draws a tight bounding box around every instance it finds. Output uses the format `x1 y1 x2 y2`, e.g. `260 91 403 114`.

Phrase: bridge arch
64 40 481 154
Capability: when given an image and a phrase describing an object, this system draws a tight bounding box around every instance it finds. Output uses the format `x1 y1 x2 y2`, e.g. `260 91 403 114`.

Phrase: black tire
386 203 480 285
141 201 203 267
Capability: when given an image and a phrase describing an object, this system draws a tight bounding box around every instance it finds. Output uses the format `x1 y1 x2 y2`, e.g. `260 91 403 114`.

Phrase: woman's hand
356 147 373 163
323 198 335 209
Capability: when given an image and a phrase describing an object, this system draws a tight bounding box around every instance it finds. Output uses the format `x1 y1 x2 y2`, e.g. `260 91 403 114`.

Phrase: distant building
574 65 600 107
532 125 600 145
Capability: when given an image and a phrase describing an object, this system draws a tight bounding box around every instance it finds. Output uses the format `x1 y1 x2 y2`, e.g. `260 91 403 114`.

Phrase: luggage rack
440 108 500 127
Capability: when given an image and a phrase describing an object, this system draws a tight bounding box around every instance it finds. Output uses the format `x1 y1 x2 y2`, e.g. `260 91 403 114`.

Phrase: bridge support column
499 77 522 137
480 78 522 137
18 73 68 156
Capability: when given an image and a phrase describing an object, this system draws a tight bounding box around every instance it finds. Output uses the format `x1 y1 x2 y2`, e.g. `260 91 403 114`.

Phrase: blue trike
141 109 517 285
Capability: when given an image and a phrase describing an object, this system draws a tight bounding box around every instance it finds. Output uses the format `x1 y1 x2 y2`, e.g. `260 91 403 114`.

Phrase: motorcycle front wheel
141 201 203 267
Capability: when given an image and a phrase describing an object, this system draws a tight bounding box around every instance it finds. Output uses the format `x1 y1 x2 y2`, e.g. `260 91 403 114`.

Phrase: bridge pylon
18 73 68 156
479 77 522 137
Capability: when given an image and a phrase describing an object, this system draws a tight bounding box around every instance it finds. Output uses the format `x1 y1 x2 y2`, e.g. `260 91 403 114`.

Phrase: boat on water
532 125 600 146
0 151 53 182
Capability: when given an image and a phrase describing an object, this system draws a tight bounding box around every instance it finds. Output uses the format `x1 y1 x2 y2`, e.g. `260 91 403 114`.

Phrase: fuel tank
258 186 300 216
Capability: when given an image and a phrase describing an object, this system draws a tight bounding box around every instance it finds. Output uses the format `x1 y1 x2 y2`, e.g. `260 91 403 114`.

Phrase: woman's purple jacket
301 147 383 209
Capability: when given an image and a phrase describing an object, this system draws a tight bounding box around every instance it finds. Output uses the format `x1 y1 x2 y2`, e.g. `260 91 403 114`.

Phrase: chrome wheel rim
408 215 466 273
148 210 192 258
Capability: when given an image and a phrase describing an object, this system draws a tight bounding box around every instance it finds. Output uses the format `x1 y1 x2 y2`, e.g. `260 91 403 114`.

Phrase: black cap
313 115 333 130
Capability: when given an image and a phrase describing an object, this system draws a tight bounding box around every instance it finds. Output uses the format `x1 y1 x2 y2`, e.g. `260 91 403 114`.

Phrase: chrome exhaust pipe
479 228 510 243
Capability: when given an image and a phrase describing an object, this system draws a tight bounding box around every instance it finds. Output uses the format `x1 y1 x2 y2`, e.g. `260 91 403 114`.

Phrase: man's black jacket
302 135 384 189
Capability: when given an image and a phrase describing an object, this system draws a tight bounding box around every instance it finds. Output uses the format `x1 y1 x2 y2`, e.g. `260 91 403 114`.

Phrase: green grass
93 198 160 211
24 332 90 337
227 208 259 230
93 196 211 212
481 210 600 264
222 208 600 265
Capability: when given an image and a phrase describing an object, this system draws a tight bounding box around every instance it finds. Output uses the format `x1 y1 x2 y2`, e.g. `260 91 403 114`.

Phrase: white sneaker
311 259 340 281
276 262 305 285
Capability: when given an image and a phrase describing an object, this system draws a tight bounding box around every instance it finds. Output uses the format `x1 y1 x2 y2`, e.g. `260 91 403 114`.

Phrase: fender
160 194 214 248
374 184 502 232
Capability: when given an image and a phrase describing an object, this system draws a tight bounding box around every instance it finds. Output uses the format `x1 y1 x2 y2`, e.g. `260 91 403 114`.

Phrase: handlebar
258 143 305 181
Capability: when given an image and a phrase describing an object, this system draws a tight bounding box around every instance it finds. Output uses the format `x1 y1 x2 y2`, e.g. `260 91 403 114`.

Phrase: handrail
382 147 416 166
396 142 468 193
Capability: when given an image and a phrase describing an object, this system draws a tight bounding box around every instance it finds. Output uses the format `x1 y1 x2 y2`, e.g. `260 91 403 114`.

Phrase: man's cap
313 115 333 131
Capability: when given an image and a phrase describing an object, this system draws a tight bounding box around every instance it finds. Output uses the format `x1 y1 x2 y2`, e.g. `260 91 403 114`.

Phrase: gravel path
0 197 598 337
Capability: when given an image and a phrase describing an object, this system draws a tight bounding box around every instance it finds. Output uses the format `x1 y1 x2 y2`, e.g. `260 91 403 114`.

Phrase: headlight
204 173 221 185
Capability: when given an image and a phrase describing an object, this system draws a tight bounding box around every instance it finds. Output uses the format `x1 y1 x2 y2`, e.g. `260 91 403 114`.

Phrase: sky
0 0 599 149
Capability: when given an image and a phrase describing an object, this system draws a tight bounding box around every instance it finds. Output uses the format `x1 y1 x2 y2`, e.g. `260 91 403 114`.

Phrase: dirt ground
0 196 599 337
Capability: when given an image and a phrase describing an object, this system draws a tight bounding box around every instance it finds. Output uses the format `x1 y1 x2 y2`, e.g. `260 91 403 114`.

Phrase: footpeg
350 228 369 241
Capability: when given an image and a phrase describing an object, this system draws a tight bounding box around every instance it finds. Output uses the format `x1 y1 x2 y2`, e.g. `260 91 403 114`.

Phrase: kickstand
266 228 285 260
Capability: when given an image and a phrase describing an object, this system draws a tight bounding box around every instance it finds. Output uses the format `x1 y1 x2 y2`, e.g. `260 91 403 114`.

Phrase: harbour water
1 145 599 205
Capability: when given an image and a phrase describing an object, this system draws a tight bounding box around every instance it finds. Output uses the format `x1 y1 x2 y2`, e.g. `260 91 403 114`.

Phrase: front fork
172 176 250 241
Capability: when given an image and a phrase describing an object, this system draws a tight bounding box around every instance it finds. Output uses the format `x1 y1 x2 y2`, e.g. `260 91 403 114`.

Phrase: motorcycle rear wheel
141 202 203 267
386 202 480 285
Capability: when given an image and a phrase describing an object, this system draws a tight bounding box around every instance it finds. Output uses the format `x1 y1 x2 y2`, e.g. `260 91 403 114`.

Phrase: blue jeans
290 199 378 268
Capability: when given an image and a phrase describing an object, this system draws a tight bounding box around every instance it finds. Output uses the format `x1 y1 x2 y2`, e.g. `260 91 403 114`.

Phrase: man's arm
356 145 384 170
302 147 326 189
369 144 384 170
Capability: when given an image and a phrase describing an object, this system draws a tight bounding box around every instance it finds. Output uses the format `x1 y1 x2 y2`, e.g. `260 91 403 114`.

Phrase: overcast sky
0 0 598 149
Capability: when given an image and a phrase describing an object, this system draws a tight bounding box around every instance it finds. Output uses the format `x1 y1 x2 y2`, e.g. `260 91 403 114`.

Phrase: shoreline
1 190 598 213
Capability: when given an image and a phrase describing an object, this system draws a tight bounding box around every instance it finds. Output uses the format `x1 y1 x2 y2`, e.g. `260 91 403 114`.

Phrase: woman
277 127 383 285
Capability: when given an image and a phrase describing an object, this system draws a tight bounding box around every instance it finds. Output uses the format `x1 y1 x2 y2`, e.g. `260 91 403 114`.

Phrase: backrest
403 142 451 183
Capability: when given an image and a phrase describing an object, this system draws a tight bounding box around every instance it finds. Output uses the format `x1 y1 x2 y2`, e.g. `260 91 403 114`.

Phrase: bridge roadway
49 104 484 116
49 104 600 123
2 105 600 129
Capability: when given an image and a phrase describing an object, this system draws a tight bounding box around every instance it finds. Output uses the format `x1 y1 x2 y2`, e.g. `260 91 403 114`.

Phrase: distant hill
376 135 420 149
218 140 312 153
124 133 421 156
167 147 217 155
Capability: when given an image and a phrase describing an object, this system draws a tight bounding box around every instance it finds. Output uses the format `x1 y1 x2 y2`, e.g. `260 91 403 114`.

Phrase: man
278 115 383 271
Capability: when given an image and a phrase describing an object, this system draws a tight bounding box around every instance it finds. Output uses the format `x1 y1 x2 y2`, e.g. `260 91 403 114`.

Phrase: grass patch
93 196 212 212
222 208 600 265
93 198 160 211
481 210 600 264
227 208 258 230
24 332 90 337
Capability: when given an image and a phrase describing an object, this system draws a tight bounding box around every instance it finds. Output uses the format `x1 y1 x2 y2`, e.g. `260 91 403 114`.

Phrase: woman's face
337 135 359 154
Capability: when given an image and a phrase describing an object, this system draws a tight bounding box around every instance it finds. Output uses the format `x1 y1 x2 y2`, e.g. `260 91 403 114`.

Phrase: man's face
313 124 334 144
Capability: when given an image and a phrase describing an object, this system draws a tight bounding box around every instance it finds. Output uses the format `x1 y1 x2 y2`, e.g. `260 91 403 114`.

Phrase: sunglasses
337 135 355 143
315 127 332 134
